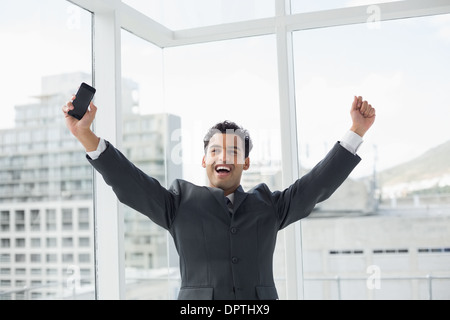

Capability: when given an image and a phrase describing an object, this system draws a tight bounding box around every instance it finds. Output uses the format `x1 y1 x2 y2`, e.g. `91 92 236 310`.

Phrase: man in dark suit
62 95 375 300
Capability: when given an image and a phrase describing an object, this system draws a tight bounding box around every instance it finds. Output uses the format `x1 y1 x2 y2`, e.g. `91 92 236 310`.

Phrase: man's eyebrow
208 144 242 150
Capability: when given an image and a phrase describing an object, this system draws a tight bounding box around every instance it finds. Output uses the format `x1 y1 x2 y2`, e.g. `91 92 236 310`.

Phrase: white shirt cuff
86 137 106 160
340 130 363 155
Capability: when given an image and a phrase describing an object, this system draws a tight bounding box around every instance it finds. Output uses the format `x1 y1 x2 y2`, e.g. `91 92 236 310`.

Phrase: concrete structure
0 72 181 300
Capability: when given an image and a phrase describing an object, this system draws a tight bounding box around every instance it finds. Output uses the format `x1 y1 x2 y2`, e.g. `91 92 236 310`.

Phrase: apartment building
0 72 181 299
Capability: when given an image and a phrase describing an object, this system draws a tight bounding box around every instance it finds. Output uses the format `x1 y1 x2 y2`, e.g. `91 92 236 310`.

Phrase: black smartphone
68 82 96 120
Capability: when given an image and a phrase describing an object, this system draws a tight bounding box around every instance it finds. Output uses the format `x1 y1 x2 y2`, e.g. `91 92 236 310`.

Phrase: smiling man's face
202 133 250 196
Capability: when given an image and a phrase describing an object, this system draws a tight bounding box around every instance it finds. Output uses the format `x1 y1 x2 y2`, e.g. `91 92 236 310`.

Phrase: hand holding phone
68 82 96 120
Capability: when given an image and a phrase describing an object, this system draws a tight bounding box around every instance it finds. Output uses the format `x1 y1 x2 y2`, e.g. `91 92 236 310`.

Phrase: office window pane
163 35 285 297
31 238 41 248
121 29 176 300
46 238 57 248
46 268 58 276
31 268 42 276
1 211 10 232
1 239 10 248
79 237 90 247
62 237 73 248
78 208 90 230
1 280 11 287
46 254 58 263
0 269 11 275
78 253 90 263
15 239 26 248
15 268 26 275
123 0 275 30
62 254 74 263
62 209 73 231
30 254 41 263
293 14 450 300
30 210 41 231
15 211 25 232
15 254 26 263
0 0 95 300
121 31 284 299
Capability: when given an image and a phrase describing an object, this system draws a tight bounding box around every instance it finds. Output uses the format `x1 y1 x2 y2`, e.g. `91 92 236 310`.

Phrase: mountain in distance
314 140 450 215
375 140 450 192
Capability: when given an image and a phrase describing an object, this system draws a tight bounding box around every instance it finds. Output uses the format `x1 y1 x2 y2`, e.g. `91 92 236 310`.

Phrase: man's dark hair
203 120 253 158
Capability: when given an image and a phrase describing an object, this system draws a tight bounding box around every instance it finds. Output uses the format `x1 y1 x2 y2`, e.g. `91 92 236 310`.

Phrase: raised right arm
87 141 178 230
62 96 178 230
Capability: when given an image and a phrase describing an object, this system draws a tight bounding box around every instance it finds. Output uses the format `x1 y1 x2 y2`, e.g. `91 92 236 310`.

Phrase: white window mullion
92 6 125 300
275 0 303 300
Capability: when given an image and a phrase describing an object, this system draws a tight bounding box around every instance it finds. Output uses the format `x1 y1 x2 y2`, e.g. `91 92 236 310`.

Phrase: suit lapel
233 185 248 213
207 187 230 216
207 185 248 217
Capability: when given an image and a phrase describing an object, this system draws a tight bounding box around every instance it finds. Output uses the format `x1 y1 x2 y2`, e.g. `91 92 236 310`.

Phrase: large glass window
0 0 95 300
294 13 450 300
5 0 447 301
163 35 285 297
120 30 285 298
121 30 177 300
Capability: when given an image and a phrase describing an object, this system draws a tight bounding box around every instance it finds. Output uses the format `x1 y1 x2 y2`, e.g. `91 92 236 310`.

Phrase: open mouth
215 165 232 177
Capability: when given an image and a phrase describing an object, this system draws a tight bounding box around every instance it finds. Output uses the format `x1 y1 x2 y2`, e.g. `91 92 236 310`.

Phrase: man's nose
220 149 232 163
221 149 228 163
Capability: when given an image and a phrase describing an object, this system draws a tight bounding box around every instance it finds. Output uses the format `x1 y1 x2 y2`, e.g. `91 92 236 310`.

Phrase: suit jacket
87 140 361 300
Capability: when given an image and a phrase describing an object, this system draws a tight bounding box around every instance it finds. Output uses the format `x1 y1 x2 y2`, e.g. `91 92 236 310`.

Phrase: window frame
68 0 450 299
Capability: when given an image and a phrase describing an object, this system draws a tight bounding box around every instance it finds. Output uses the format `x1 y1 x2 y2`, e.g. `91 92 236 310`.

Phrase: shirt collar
226 193 235 204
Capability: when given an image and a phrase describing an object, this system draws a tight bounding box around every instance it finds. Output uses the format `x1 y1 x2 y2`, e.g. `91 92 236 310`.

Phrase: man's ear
202 155 206 168
243 157 250 170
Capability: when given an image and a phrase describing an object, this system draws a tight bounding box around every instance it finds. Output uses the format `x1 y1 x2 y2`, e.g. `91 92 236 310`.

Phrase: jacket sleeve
272 142 361 230
87 140 179 230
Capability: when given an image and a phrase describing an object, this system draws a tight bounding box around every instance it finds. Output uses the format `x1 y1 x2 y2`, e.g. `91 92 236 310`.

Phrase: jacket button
231 257 238 264
230 227 237 234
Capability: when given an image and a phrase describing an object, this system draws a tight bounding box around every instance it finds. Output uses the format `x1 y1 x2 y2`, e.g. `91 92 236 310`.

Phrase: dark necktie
226 197 234 215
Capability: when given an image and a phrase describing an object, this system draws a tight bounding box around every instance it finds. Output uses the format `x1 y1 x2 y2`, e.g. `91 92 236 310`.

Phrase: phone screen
68 82 96 120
